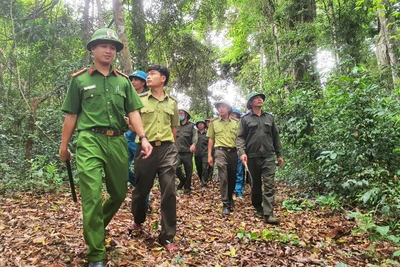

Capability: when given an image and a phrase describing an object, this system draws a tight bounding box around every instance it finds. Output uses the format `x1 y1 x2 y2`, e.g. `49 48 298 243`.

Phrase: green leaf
375 225 389 236
336 263 347 267
393 250 400 257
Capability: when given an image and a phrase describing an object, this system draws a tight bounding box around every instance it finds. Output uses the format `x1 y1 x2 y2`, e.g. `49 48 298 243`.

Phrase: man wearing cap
59 28 152 267
230 108 245 198
125 70 151 210
130 64 180 252
176 109 197 194
207 101 239 215
237 92 284 225
194 120 209 188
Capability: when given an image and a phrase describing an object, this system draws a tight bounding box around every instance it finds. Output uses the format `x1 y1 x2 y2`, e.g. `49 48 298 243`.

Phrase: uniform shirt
207 117 239 148
195 130 208 157
62 65 143 131
236 111 282 158
136 90 179 142
176 122 198 152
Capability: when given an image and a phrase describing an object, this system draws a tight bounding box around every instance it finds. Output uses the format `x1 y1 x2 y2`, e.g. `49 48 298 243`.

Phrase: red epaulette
71 68 87 77
115 69 129 79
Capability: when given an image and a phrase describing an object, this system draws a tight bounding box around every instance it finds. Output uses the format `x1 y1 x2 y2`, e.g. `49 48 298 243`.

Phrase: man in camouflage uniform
236 92 284 225
59 28 152 267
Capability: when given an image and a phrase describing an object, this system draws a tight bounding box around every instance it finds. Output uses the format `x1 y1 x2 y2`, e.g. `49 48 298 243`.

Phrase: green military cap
87 28 124 52
214 101 232 112
246 92 266 109
195 120 206 128
179 108 191 120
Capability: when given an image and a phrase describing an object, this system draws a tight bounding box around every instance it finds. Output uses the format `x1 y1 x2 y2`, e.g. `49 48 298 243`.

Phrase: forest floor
0 176 399 267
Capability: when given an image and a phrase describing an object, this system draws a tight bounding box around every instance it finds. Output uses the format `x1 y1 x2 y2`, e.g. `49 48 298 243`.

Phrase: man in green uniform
176 109 197 194
236 92 284 225
130 65 180 252
194 120 209 188
207 101 239 215
59 28 152 267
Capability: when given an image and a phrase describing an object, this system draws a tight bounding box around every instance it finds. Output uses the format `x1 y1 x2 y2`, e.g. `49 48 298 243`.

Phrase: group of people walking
58 28 284 267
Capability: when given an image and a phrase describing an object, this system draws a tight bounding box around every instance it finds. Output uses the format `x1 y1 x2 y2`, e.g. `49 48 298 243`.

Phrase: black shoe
177 182 184 190
184 190 190 195
88 261 104 267
264 215 280 225
222 207 230 215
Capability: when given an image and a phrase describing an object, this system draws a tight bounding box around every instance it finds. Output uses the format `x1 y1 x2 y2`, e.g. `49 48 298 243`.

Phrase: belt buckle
155 141 161 147
106 130 114 136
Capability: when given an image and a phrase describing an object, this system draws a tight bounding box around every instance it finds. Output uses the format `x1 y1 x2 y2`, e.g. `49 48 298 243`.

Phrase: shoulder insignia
115 69 129 79
231 117 239 122
264 111 274 117
71 68 87 77
139 92 149 97
211 117 218 122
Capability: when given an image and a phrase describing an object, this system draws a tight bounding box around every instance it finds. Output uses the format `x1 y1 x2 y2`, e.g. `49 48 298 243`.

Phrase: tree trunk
132 0 148 70
376 0 399 86
25 98 38 160
96 0 104 27
327 0 340 64
83 0 91 64
113 0 132 74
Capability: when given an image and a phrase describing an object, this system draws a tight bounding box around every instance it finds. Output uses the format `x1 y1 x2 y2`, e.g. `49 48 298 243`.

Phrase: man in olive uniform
130 65 180 252
231 108 245 198
194 120 209 188
207 102 239 215
59 28 152 267
237 92 284 225
176 109 197 194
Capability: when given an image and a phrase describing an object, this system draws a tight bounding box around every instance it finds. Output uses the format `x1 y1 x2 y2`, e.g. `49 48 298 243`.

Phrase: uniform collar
217 116 233 122
88 64 118 76
249 110 265 116
147 89 169 100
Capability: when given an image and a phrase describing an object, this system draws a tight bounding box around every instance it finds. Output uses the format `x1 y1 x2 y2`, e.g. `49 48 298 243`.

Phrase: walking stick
66 160 77 202
243 161 253 189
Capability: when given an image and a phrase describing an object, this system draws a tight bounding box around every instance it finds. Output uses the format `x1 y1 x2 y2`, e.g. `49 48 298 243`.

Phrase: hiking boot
184 190 191 195
222 207 230 215
255 210 264 218
88 261 104 267
229 199 235 209
264 215 280 225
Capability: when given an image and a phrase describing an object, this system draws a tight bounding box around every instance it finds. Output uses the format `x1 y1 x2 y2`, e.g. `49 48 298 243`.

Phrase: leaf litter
0 178 398 266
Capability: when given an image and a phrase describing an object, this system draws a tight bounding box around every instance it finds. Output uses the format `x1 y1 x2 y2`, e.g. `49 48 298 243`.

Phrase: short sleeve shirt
61 65 143 132
207 117 239 148
136 91 179 142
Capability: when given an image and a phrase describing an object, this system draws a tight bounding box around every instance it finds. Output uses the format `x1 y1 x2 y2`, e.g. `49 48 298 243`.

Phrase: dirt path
0 177 398 266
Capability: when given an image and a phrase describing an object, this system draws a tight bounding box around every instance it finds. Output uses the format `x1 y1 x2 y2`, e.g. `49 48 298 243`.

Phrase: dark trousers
195 155 209 186
131 143 178 244
176 152 193 191
215 149 237 207
247 157 276 216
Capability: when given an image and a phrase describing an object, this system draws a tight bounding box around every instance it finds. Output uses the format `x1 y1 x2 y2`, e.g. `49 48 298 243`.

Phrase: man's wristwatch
139 134 148 141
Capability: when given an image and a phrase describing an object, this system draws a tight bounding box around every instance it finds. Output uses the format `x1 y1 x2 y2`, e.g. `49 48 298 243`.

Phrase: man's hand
277 157 284 167
189 145 196 153
59 148 71 162
208 155 213 167
240 154 248 165
140 139 153 159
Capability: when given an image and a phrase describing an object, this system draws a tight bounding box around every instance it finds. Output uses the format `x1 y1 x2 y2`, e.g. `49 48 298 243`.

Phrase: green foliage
315 194 341 211
282 198 313 212
236 228 299 245
347 211 400 245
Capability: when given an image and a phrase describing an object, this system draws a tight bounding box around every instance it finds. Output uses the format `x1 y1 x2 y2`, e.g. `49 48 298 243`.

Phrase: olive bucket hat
246 92 266 109
179 108 191 120
87 28 124 52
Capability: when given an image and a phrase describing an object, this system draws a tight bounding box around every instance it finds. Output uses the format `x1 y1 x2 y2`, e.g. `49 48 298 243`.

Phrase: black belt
90 128 124 136
146 141 172 147
215 147 237 152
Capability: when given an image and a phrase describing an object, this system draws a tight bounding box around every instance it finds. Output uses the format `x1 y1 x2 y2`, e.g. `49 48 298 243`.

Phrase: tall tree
131 0 148 69
113 0 132 74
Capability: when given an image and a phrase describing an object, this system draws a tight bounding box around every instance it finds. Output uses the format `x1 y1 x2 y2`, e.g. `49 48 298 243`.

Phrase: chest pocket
263 122 272 134
140 107 155 124
113 91 126 114
82 89 102 111
247 122 258 135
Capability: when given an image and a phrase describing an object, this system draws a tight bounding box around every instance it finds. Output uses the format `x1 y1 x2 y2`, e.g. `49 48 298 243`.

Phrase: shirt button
109 115 112 118
91 94 94 97
107 102 110 104
106 89 109 92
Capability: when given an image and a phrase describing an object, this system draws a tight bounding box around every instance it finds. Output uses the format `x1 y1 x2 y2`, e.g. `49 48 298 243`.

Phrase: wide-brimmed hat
129 70 147 81
246 92 266 109
196 120 206 128
214 101 232 112
86 28 123 52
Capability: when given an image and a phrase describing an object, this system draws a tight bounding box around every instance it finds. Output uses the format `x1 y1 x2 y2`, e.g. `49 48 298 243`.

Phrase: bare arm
59 113 78 162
